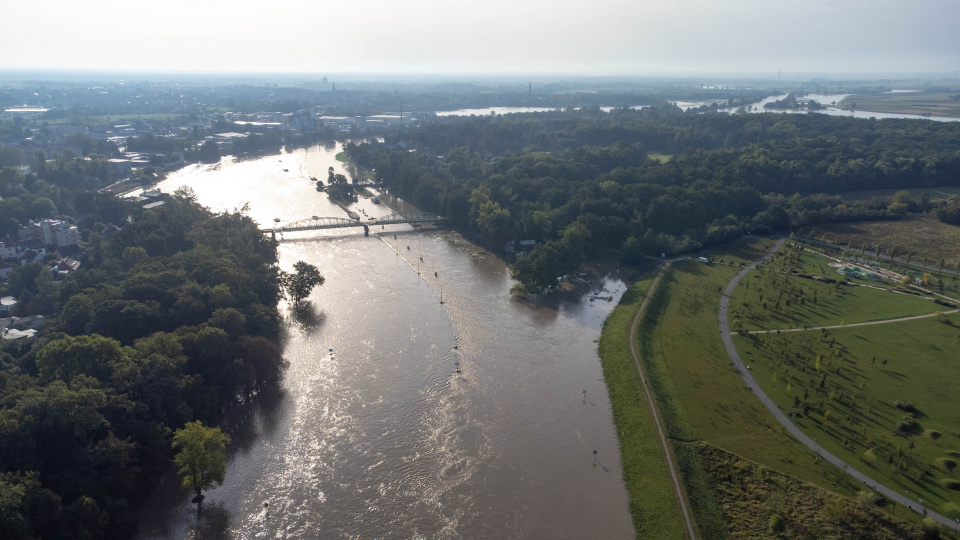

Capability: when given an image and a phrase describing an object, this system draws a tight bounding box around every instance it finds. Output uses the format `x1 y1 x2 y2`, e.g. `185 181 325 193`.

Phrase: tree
281 261 324 306
197 140 220 164
172 421 230 503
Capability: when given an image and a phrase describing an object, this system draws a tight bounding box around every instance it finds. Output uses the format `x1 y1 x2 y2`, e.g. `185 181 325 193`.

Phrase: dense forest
0 149 284 537
347 105 960 293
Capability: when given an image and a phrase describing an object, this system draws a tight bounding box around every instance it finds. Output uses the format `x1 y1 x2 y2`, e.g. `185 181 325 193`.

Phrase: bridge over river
262 212 447 237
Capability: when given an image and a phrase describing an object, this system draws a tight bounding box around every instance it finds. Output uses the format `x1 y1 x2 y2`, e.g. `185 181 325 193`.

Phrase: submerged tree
280 261 325 306
172 421 231 503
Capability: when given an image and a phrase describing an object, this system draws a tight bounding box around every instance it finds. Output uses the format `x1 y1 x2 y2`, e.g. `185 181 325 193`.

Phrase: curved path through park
719 238 960 531
747 309 960 334
629 263 697 540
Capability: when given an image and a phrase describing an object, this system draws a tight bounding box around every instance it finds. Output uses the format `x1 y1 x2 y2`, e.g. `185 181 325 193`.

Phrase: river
137 142 635 539
436 93 959 123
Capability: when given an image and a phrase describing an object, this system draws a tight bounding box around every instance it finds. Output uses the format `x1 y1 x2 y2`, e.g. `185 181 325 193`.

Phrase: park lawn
734 312 960 518
648 153 672 163
647 238 867 511
727 243 949 332
598 269 689 539
806 215 960 273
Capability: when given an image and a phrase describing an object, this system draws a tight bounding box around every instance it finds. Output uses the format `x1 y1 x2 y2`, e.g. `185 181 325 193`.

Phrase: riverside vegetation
0 166 290 537
346 105 960 294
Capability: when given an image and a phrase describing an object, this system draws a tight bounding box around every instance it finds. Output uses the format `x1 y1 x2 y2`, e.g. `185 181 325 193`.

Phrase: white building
0 238 16 260
22 219 79 248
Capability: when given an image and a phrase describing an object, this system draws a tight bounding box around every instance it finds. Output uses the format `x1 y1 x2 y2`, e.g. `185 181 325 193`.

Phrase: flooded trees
172 421 230 504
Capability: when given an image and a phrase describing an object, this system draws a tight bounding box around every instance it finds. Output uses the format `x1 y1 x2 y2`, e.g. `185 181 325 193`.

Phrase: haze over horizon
3 0 959 77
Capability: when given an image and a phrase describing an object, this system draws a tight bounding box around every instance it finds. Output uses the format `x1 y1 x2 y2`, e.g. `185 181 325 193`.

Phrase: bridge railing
263 213 446 233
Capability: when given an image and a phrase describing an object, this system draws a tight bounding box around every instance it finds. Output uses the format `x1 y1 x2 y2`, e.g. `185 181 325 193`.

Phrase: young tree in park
172 421 231 503
281 261 325 306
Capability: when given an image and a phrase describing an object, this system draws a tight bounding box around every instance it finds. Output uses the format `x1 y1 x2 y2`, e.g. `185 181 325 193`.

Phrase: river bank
136 142 635 538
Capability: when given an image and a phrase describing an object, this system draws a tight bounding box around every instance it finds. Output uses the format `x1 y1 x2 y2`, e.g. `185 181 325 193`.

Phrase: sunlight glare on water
137 143 634 539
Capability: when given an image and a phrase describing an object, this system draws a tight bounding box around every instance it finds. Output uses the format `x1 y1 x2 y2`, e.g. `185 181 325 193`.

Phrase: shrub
768 513 786 535
897 415 921 435
921 517 941 539
925 430 942 440
894 399 916 412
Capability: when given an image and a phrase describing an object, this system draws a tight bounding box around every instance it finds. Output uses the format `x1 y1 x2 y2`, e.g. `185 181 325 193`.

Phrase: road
628 263 697 540
719 238 960 531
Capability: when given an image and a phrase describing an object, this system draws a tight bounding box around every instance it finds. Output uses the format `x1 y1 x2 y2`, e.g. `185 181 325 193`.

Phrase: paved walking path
747 309 960 334
719 238 960 531
629 263 697 540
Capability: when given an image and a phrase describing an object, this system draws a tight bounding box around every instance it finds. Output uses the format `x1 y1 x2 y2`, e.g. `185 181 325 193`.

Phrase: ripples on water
138 144 634 539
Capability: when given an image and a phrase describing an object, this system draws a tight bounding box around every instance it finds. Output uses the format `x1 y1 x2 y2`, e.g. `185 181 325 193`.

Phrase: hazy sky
3 0 958 75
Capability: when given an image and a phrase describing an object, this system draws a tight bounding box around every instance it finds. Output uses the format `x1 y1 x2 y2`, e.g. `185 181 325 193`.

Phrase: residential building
0 237 17 260
51 258 81 280
20 219 79 248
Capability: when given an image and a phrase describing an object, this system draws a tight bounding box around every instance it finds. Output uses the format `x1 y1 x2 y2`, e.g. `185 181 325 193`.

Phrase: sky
3 0 959 76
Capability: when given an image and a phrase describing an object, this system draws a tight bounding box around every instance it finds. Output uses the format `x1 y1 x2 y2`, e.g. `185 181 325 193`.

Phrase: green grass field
837 93 960 118
655 242 856 494
598 270 690 539
727 244 949 331
603 236 950 536
648 153 672 163
735 310 960 518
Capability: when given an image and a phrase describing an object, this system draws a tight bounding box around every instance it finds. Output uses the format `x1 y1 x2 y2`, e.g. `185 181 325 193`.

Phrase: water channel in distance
136 141 634 539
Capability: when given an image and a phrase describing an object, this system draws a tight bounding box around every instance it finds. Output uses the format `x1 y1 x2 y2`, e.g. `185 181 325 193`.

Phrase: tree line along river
136 142 635 539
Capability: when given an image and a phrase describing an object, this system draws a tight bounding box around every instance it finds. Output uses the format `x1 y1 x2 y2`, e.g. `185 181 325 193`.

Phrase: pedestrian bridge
263 212 447 235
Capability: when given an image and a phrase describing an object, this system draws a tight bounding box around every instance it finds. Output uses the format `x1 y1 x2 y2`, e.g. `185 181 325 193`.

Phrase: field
806 215 960 273
735 314 960 520
653 242 857 492
731 241 960 519
648 153 672 163
837 92 960 118
598 270 690 539
604 236 952 537
726 243 952 332
625 238 904 533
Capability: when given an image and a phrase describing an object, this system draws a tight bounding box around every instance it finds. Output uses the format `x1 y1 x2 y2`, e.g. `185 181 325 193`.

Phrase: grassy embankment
598 269 690 539
605 236 940 537
335 151 375 182
731 242 960 520
807 215 960 274
699 444 934 539
837 93 960 118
